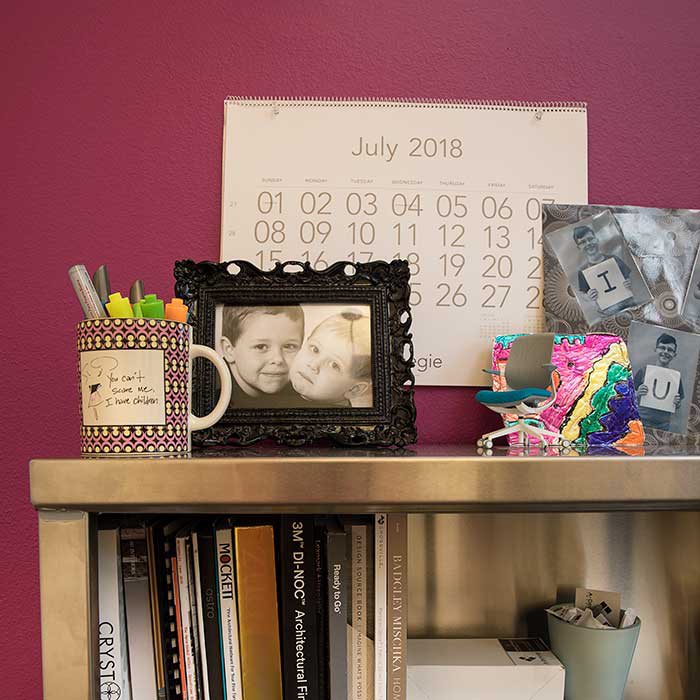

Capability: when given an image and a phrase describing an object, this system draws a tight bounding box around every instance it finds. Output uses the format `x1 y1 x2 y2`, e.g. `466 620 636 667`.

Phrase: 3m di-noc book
280 516 320 700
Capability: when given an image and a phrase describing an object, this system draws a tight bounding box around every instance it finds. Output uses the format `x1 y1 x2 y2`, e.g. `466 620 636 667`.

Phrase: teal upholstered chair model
476 333 570 449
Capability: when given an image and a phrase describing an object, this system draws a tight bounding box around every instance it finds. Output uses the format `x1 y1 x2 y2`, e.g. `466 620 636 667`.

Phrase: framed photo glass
174 259 416 446
544 209 652 327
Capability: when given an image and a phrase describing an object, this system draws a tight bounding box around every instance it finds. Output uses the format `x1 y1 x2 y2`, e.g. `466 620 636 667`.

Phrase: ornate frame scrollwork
174 259 417 447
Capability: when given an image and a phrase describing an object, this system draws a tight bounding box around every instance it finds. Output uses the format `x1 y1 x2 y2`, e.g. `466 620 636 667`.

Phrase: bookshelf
30 446 700 699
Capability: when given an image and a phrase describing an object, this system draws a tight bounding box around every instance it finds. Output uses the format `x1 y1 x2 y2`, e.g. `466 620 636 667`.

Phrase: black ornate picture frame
174 259 417 447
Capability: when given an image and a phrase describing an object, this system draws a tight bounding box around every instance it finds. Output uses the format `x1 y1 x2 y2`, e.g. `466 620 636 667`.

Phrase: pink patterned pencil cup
77 317 231 455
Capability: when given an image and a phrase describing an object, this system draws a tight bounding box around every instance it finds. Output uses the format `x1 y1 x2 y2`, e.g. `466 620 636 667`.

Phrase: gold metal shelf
30 445 700 513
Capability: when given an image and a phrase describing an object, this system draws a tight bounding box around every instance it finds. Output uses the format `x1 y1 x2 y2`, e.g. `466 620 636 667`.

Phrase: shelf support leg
38 510 97 700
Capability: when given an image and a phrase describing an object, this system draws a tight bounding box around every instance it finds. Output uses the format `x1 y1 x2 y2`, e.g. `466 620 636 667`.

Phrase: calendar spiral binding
225 96 586 113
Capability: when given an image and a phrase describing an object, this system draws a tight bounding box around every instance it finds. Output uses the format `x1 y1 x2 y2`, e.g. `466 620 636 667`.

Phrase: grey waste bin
547 610 641 700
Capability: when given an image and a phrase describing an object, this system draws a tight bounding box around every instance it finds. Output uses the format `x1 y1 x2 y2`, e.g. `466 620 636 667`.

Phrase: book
314 522 329 700
279 516 319 700
348 521 375 700
235 525 283 700
175 530 199 700
194 527 224 700
386 515 407 700
146 524 166 699
192 533 210 700
171 554 188 698
151 518 187 699
326 522 348 700
186 536 204 700
365 520 376 700
215 523 242 700
374 514 387 700
121 525 158 700
98 527 131 700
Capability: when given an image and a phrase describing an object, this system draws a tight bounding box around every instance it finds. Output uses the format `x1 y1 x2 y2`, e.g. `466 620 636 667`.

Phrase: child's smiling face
291 325 361 403
655 340 676 367
576 230 600 259
228 312 303 395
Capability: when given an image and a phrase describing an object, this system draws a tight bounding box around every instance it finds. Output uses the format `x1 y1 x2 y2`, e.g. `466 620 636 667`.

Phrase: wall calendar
220 97 588 385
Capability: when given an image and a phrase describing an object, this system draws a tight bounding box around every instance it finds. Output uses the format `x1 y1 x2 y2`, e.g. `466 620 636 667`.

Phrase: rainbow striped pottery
77 317 231 455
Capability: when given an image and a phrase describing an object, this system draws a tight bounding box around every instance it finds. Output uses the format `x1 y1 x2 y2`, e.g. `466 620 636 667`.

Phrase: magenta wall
3 0 700 694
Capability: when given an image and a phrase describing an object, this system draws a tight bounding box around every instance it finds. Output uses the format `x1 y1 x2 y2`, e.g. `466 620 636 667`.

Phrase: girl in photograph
291 311 373 408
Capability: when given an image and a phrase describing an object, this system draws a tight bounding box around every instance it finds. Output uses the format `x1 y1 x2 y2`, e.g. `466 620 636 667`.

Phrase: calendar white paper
221 98 588 385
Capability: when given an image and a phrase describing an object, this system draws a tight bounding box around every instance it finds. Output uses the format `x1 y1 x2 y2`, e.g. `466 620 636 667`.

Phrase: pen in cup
92 264 111 307
68 265 107 319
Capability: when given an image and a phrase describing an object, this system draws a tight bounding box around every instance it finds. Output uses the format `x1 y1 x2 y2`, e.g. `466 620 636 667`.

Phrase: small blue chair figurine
476 333 570 449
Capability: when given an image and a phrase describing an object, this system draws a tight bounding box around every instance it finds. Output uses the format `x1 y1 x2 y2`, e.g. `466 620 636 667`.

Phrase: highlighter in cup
77 317 231 454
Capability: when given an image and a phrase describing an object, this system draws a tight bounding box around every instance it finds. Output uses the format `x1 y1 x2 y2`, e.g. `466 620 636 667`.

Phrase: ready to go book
97 513 408 700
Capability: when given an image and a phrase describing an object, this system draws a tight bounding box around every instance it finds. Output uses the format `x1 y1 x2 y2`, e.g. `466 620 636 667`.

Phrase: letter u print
652 378 671 400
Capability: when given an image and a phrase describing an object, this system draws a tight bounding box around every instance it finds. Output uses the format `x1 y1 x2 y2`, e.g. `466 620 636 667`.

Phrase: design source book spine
280 516 319 700
349 522 370 700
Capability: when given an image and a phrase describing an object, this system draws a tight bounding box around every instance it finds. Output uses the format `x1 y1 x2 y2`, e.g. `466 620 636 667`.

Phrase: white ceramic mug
77 317 232 454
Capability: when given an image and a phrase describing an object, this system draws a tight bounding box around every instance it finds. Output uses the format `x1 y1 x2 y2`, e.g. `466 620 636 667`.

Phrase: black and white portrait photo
681 245 700 327
545 210 651 327
215 303 374 410
628 321 700 435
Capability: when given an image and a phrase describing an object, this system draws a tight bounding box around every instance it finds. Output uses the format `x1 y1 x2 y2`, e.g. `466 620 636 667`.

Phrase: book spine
146 526 166 699
235 526 283 700
326 529 348 700
171 555 188 699
176 535 199 700
386 515 407 700
158 523 185 699
280 516 319 700
350 524 367 700
98 528 131 700
191 535 209 700
314 524 328 700
366 521 375 700
121 526 158 700
374 515 387 700
215 526 242 700
197 530 225 700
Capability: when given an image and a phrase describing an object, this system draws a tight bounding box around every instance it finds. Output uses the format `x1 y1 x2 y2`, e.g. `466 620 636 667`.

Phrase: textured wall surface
2 0 699 695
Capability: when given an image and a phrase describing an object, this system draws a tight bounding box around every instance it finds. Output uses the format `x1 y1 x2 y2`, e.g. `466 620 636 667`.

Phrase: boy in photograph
574 225 633 316
634 332 684 431
291 311 373 408
220 305 306 408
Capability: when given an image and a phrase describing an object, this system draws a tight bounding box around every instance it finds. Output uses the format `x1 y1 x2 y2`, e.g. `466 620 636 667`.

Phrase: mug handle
189 344 232 432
